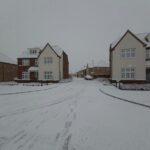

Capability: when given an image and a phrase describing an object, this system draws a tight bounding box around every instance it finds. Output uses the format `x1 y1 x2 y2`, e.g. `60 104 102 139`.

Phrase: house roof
51 45 63 57
28 66 38 72
19 43 64 59
110 30 150 50
0 52 16 64
19 48 41 58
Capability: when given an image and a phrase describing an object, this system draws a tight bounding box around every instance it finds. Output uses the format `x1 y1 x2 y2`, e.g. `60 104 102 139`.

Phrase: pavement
99 81 150 109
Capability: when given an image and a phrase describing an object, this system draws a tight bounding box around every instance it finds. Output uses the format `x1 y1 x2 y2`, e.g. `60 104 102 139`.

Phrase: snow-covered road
0 78 150 150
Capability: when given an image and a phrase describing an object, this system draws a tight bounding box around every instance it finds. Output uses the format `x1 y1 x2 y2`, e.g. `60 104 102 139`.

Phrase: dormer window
145 33 150 42
30 49 37 55
145 37 149 42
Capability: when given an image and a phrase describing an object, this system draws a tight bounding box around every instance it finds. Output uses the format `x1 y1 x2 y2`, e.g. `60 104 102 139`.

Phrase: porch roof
28 66 38 72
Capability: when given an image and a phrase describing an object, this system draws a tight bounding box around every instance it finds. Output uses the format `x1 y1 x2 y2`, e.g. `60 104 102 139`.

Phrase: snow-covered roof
19 48 41 58
19 44 64 58
136 32 150 45
0 52 16 64
28 66 38 72
51 45 63 56
111 31 150 49
110 37 122 49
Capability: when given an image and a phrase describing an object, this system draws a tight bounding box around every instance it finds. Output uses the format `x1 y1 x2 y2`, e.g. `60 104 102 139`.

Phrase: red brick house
16 43 69 82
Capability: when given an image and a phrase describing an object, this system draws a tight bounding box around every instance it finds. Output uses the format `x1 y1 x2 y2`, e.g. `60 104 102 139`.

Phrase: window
121 68 125 78
121 67 135 79
131 49 135 57
30 49 37 55
121 48 135 58
22 72 29 80
22 59 29 66
44 71 53 80
126 49 130 58
35 59 38 66
121 49 125 58
146 49 150 59
44 57 52 64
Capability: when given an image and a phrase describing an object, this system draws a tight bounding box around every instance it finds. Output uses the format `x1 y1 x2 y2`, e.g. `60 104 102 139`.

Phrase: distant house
76 61 110 78
109 30 150 83
0 52 17 81
16 43 69 83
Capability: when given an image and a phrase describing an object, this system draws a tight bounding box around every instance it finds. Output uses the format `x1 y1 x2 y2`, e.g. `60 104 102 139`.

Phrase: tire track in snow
0 85 58 96
0 88 85 119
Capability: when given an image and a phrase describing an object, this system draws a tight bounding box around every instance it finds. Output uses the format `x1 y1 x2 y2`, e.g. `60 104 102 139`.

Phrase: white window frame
44 71 53 80
22 72 29 80
121 48 136 58
30 49 37 55
146 49 150 59
44 57 52 64
121 67 135 79
22 59 29 66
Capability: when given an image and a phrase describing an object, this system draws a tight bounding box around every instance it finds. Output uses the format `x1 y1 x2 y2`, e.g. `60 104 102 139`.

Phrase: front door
30 72 38 81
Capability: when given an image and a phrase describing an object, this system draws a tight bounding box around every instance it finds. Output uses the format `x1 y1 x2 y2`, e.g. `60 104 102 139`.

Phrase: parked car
84 75 93 80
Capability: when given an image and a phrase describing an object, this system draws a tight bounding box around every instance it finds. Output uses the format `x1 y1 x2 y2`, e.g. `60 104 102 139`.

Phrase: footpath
99 82 150 109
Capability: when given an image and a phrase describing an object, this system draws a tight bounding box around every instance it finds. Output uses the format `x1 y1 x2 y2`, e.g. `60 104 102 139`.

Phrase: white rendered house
17 43 69 82
110 30 150 83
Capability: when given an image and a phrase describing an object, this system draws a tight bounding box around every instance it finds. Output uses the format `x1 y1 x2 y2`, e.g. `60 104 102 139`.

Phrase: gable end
110 30 147 52
38 43 61 58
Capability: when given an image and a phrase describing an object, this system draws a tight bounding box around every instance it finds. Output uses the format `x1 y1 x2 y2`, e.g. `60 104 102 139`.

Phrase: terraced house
16 43 69 83
110 30 150 83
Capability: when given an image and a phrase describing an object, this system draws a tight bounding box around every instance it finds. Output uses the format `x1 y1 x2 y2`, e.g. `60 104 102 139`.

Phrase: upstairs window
44 57 52 64
146 49 150 59
30 49 37 55
121 48 135 58
22 59 29 66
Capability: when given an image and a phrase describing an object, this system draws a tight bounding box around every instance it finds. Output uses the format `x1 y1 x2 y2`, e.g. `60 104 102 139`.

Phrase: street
0 78 150 150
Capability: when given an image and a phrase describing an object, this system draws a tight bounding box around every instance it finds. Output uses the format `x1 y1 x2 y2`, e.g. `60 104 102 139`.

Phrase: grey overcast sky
0 0 150 72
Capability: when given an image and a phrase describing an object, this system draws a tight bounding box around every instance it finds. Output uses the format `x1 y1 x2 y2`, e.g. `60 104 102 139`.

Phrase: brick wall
17 58 37 79
0 62 17 81
63 52 69 79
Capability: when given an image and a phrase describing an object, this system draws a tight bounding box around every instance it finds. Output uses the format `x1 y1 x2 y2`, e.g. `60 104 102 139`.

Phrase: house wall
60 54 63 80
38 46 60 81
0 63 17 81
112 32 146 81
90 67 110 77
17 58 37 80
63 52 69 79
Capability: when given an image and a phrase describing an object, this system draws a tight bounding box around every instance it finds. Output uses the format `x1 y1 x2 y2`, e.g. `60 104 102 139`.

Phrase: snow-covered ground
0 78 150 150
100 81 150 106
